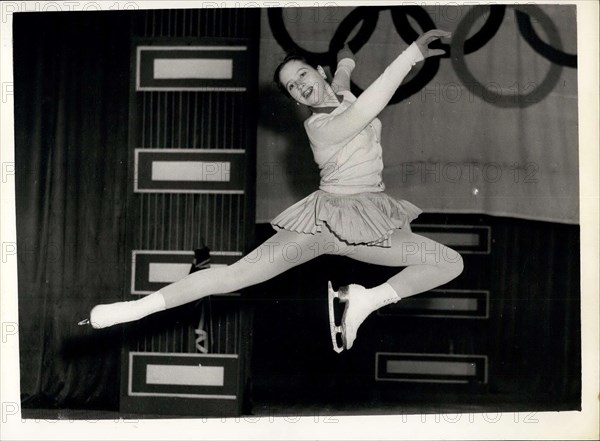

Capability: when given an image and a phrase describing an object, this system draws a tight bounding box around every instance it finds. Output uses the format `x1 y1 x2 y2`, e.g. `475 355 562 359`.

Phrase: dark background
13 9 580 415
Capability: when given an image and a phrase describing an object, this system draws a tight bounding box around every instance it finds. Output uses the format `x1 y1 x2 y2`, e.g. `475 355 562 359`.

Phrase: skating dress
271 42 424 248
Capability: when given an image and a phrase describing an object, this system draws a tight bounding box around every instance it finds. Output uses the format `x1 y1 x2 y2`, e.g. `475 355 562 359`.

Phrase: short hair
272 53 314 99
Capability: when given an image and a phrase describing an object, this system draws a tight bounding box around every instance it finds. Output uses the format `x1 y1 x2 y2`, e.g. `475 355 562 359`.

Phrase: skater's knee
453 252 464 277
441 248 463 279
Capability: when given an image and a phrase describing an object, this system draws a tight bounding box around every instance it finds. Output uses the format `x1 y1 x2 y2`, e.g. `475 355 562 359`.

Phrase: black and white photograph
1 1 598 439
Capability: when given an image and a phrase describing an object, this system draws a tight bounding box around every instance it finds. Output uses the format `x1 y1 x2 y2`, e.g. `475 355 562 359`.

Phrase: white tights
160 227 464 309
89 227 464 329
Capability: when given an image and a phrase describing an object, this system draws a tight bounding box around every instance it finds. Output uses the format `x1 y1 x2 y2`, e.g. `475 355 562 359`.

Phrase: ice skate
78 292 166 329
77 303 122 329
328 281 369 352
328 281 400 353
328 281 349 353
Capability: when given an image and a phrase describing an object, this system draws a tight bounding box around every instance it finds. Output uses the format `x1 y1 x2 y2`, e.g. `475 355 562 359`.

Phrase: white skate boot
78 303 126 329
328 281 400 353
78 293 166 329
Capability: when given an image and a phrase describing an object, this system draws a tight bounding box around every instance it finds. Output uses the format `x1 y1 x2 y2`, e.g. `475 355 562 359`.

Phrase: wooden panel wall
120 8 259 417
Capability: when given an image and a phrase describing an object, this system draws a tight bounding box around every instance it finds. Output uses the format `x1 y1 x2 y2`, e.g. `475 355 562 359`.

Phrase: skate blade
77 318 90 326
328 281 345 354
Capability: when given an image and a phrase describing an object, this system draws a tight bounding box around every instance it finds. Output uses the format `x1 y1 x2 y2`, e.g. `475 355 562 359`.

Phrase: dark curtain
488 218 581 404
14 11 131 409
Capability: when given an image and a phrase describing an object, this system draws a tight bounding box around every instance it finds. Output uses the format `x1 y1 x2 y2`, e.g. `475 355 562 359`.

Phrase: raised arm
331 45 356 93
306 30 451 147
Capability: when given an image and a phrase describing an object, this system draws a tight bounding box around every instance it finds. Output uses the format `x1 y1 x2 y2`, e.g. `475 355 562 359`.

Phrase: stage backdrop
256 5 578 225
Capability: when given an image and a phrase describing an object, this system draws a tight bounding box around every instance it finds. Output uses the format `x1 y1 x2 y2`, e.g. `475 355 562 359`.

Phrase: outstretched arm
331 45 356 93
306 30 451 147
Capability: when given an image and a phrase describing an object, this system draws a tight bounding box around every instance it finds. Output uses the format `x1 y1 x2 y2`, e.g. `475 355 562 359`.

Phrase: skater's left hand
415 29 451 58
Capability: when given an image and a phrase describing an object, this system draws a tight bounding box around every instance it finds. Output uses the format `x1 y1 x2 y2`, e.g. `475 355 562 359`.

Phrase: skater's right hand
415 29 451 58
337 43 354 63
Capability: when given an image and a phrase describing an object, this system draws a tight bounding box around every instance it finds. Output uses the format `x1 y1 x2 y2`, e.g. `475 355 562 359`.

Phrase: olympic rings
388 6 440 103
461 5 505 55
268 5 577 107
332 6 441 103
267 7 377 66
327 7 378 63
451 5 563 108
515 8 577 68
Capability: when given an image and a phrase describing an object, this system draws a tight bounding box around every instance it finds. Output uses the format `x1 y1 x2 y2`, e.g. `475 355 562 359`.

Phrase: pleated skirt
270 190 422 247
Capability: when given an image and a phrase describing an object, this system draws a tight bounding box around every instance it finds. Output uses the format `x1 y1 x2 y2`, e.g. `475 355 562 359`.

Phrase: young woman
82 29 462 353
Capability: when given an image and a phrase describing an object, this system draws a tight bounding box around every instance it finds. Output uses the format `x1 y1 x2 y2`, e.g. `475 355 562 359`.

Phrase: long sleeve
331 58 355 93
331 46 356 93
306 42 424 148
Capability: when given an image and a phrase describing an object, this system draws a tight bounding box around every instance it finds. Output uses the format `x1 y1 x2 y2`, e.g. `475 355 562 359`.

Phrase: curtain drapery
14 11 131 409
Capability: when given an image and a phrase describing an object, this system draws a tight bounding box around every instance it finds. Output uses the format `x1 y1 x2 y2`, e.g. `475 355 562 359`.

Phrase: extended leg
86 229 333 328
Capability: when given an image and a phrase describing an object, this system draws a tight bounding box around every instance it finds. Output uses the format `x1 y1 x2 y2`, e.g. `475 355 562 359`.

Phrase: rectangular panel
386 360 476 376
377 290 490 319
135 149 245 193
411 224 491 254
122 13 257 418
424 232 480 246
146 364 224 386
129 352 238 399
137 45 248 91
152 161 231 182
375 352 488 384
154 59 233 79
131 250 243 295
148 263 190 283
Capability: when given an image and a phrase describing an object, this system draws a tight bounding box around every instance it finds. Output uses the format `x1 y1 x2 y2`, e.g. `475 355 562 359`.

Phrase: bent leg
328 229 464 350
347 229 464 298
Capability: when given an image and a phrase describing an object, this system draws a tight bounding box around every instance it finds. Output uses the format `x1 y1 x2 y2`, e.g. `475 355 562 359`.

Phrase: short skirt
270 190 422 247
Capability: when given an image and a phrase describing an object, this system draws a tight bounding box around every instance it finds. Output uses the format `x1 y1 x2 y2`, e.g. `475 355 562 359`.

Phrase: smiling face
278 60 329 107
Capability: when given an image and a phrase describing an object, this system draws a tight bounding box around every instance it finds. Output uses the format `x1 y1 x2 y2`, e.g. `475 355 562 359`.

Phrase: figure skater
81 29 462 353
